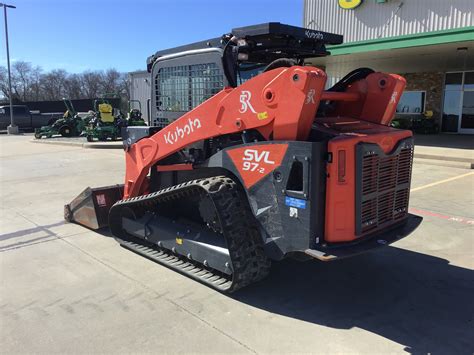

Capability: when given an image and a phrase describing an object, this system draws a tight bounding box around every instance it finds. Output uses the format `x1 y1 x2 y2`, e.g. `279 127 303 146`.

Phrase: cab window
155 63 224 112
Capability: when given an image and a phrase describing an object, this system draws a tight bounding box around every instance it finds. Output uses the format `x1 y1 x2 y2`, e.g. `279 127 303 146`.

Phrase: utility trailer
66 23 422 292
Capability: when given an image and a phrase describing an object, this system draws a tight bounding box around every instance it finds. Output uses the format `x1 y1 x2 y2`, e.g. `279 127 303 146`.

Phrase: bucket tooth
65 185 123 230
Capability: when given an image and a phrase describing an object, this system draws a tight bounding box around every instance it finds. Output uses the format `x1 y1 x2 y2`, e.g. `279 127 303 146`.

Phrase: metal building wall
129 71 151 124
304 0 473 43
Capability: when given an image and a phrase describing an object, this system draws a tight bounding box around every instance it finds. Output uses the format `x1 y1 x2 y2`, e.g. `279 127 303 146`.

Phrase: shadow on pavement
233 246 474 354
0 221 114 252
0 221 65 242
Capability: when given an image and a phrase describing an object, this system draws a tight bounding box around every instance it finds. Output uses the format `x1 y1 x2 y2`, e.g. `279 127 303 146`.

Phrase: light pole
1 2 17 134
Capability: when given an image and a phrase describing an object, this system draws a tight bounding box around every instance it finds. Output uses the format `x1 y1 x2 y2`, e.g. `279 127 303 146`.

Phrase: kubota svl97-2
66 23 422 292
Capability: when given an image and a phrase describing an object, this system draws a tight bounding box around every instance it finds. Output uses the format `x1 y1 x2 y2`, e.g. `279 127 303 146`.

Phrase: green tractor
127 100 147 126
35 99 89 139
85 98 123 142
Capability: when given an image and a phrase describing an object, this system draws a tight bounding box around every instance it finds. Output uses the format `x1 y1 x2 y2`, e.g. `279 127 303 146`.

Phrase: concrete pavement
1 134 473 354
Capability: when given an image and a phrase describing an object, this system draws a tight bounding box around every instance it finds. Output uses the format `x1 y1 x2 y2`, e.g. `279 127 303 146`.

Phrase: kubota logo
304 30 324 40
164 118 202 145
239 90 256 114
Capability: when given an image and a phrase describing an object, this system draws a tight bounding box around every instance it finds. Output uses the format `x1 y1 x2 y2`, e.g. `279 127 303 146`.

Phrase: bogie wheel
86 135 93 142
59 125 72 137
34 132 42 139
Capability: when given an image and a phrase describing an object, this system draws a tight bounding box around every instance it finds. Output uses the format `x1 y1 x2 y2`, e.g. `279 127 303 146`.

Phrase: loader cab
148 22 343 127
150 50 267 127
151 48 227 127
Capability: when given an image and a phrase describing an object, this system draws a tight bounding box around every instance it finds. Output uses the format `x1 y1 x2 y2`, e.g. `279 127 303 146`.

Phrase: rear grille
356 138 413 236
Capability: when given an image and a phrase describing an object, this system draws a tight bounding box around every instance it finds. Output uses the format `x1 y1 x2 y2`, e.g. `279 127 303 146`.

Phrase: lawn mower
66 23 422 293
126 100 147 126
35 98 88 139
85 98 123 142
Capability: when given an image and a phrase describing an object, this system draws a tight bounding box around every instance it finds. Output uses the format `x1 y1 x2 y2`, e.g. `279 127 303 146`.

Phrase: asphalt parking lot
1 134 473 354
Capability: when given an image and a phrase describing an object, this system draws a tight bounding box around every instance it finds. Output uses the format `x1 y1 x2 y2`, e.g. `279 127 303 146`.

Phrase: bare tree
64 73 84 99
13 61 33 101
0 66 10 99
30 66 43 101
80 71 102 99
0 65 21 101
0 62 130 103
40 69 67 100
101 68 121 95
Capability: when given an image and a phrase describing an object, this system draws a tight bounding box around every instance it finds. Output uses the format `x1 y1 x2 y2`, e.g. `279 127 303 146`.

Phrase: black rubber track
109 176 271 293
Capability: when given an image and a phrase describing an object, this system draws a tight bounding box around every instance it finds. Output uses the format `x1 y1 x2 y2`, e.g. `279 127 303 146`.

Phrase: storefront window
445 73 463 91
442 71 474 133
461 91 474 129
442 91 462 132
464 72 474 91
396 91 425 114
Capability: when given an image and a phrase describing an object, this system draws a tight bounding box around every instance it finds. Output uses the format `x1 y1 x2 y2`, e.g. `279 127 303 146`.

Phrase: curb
414 152 474 169
414 152 473 164
30 139 123 149
414 157 473 170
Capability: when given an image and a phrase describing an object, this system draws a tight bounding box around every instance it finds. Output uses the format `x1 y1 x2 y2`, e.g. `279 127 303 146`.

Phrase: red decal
409 208 474 226
227 144 288 189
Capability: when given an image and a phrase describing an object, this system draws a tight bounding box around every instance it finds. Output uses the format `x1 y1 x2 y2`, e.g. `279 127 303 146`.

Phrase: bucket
64 185 124 229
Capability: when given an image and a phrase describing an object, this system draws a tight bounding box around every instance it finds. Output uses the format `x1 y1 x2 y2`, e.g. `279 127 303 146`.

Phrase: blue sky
1 0 303 73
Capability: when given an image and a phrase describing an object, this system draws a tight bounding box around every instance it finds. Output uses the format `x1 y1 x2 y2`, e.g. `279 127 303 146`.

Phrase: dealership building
304 0 474 134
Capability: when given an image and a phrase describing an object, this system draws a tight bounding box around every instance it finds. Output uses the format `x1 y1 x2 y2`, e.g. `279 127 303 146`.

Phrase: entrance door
442 71 474 134
459 72 474 134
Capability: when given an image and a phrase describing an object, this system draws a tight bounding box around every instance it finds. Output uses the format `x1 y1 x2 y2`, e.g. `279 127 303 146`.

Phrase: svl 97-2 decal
227 144 288 189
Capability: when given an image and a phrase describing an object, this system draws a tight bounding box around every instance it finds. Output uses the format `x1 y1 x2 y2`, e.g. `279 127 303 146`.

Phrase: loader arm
124 66 327 198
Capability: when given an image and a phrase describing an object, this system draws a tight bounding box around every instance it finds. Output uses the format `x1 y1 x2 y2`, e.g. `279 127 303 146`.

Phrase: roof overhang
310 36 474 76
326 26 474 56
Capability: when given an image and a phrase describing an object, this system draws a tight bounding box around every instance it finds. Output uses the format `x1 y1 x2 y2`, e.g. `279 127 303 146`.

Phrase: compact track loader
66 23 422 292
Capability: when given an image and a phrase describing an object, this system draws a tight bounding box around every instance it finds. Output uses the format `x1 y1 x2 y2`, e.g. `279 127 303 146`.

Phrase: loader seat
98 103 115 123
